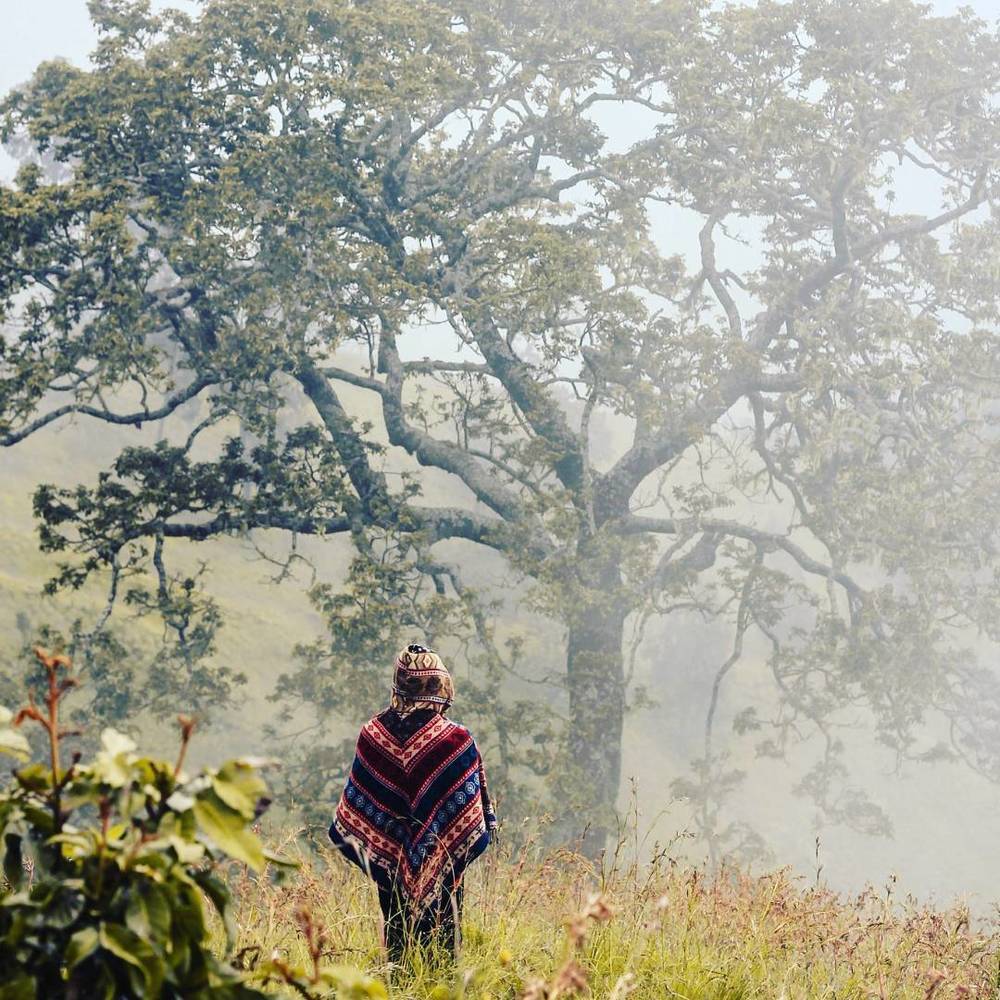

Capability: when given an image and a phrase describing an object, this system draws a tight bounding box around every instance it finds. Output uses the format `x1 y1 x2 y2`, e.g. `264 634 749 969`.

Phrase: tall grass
221 825 1000 999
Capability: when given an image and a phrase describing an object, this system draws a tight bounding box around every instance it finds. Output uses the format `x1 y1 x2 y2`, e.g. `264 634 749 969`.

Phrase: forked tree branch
621 514 864 602
0 374 217 447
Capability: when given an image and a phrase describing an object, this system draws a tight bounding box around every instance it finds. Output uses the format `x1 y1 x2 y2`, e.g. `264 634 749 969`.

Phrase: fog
2 0 1000 916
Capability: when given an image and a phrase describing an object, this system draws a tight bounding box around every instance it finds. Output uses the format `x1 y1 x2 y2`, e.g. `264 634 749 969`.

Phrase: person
329 643 497 964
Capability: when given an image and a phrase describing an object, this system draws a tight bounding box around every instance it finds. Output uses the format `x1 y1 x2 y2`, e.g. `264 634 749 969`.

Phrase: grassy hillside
0 411 343 762
4 395 1000 907
221 828 999 999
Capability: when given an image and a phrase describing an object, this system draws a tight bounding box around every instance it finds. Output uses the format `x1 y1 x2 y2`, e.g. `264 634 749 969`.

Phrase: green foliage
0 648 283 999
270 534 555 830
2 0 1000 860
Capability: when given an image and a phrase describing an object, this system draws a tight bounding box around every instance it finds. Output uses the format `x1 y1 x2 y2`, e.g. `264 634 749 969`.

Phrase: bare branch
621 514 864 601
374 326 546 527
699 213 743 339
1 374 216 447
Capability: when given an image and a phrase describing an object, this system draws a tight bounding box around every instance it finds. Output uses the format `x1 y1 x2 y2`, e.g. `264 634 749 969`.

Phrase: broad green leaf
99 922 164 997
125 882 172 942
168 833 206 865
166 789 196 812
0 711 30 760
192 791 265 871
28 880 85 928
20 803 54 834
49 831 97 860
0 972 36 1000
336 972 389 1000
212 760 268 818
65 925 100 970
14 764 51 793
194 871 236 948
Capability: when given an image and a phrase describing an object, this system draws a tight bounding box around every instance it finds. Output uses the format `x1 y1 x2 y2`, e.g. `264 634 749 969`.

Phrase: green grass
218 829 1000 999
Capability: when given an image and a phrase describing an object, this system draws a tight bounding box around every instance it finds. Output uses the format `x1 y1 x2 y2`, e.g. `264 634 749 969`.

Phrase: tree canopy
2 0 1000 854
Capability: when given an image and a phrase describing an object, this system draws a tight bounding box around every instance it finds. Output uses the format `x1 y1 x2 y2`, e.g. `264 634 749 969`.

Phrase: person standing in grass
329 643 497 964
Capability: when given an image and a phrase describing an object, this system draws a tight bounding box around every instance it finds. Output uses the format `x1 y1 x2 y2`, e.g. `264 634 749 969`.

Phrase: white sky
2 0 997 174
2 0 994 96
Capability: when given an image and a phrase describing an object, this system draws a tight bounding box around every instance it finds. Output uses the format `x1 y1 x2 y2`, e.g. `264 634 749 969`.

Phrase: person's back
329 644 496 963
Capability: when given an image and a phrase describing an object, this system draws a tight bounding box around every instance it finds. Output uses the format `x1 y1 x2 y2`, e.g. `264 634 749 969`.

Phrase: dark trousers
377 873 463 964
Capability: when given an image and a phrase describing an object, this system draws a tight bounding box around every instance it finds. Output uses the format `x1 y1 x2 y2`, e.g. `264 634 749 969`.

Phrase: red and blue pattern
330 709 495 906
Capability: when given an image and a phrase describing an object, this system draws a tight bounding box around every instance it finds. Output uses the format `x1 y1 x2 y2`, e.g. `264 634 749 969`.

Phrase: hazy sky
2 0 996 182
3 0 995 262
4 0 996 90
2 0 997 114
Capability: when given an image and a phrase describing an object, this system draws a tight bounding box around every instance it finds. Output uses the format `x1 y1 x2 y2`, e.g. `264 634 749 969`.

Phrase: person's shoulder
442 717 476 741
359 711 391 737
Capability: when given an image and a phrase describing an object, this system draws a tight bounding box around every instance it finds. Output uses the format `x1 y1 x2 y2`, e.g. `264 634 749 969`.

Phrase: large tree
2 0 1000 852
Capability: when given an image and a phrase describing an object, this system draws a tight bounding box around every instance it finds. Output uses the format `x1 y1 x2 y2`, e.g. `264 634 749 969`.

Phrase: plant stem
45 660 62 831
174 715 196 777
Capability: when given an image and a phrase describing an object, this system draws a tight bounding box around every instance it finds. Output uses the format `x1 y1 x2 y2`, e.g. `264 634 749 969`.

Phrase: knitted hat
392 643 454 709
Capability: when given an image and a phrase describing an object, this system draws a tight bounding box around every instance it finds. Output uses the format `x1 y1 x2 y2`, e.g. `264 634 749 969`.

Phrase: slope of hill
4 397 1000 910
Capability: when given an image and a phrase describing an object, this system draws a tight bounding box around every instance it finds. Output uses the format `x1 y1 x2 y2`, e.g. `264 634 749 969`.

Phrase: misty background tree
2 0 999 856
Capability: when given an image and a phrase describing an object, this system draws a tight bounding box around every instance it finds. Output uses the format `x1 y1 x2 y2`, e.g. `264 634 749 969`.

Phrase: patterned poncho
329 707 496 906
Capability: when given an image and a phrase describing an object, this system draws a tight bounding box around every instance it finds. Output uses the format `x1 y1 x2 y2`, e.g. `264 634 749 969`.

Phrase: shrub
0 647 280 999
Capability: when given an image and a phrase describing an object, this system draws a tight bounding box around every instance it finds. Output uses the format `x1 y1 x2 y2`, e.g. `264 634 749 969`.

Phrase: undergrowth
221 826 1000 1000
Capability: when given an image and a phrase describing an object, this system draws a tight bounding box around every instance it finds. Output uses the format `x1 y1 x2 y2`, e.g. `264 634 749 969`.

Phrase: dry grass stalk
212 827 1000 999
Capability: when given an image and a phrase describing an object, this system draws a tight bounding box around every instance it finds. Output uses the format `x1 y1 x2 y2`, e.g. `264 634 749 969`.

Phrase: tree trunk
564 561 628 859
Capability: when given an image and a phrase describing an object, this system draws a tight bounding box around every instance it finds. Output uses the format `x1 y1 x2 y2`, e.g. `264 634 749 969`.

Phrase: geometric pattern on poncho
330 709 495 907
